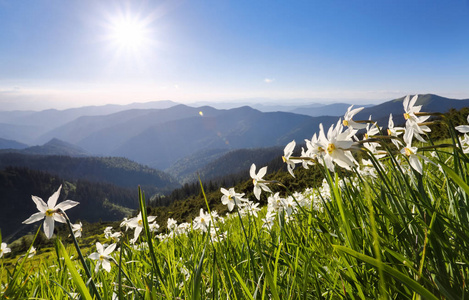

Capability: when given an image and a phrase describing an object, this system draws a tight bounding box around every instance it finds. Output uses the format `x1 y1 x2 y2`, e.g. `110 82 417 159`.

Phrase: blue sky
1 0 469 110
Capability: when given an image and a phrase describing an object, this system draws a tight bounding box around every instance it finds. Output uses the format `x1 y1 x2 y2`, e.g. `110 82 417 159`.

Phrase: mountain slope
0 153 180 192
356 94 469 126
0 167 138 241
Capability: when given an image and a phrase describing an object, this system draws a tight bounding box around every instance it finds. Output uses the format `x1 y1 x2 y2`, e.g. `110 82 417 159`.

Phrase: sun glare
110 18 147 49
104 10 155 57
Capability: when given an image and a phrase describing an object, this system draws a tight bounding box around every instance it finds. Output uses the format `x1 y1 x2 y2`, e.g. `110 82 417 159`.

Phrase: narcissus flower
88 242 116 273
127 212 157 244
250 164 271 200
0 242 11 258
22 185 79 239
71 222 82 238
220 187 246 211
343 105 367 129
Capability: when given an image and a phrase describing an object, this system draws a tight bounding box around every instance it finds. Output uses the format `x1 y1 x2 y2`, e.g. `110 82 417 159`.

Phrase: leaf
333 245 439 300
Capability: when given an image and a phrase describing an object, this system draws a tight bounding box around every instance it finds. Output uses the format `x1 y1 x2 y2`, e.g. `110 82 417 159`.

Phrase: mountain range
0 94 468 179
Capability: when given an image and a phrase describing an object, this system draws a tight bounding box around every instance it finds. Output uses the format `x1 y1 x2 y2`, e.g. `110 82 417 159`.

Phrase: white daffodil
250 164 272 200
71 222 82 238
403 94 431 142
305 133 323 162
318 120 357 171
149 222 160 233
455 115 469 133
22 185 79 239
193 209 211 232
387 113 404 148
88 242 116 273
364 116 379 139
282 140 299 177
342 105 367 129
27 246 37 258
400 128 422 174
167 218 178 232
220 187 246 211
127 212 157 244
0 242 11 258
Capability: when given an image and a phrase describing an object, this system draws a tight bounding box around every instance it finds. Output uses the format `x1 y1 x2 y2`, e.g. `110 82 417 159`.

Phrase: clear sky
1 0 469 110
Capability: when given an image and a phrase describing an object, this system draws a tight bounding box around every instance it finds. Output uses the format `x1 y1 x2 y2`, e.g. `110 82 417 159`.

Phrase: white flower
342 105 367 129
400 128 422 174
28 246 37 258
149 222 160 233
317 121 357 171
220 187 246 211
193 209 211 232
71 222 82 238
455 115 469 133
387 113 404 148
167 218 178 231
22 185 79 239
0 242 11 258
88 242 116 273
403 95 431 142
282 140 298 177
250 164 272 200
127 212 157 244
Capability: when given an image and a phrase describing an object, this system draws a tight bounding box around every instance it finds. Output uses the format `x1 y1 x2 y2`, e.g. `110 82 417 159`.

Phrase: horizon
1 1 469 110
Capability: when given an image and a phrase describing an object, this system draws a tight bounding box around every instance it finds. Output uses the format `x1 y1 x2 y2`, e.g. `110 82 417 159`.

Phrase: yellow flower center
404 147 412 156
99 255 105 261
138 219 143 226
327 143 335 154
45 209 55 217
364 133 369 139
387 129 392 136
403 113 410 120
282 156 287 163
343 119 349 126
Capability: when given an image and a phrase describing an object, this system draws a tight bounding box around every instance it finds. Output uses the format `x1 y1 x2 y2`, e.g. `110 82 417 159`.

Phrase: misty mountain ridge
0 94 467 177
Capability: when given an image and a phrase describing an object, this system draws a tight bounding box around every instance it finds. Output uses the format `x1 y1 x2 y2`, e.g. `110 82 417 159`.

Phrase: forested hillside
0 167 140 241
0 153 180 193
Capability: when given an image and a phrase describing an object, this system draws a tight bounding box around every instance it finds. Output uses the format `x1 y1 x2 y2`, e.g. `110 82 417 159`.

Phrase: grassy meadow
1 96 469 299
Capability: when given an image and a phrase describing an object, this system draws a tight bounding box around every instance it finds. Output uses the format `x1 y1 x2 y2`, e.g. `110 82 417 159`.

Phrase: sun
104 11 154 56
110 17 147 49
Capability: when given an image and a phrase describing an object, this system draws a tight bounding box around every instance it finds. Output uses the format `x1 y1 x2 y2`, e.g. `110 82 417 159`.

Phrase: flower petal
258 166 267 179
55 200 79 212
102 259 111 272
43 216 55 239
47 185 62 209
104 243 117 256
249 163 256 178
22 212 45 224
88 252 100 260
96 242 104 254
31 196 48 213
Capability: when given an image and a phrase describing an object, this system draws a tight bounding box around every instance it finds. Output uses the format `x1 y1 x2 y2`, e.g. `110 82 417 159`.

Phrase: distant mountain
32 104 338 169
0 137 28 149
356 94 469 127
20 138 90 156
0 153 180 192
290 103 374 117
0 100 178 143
